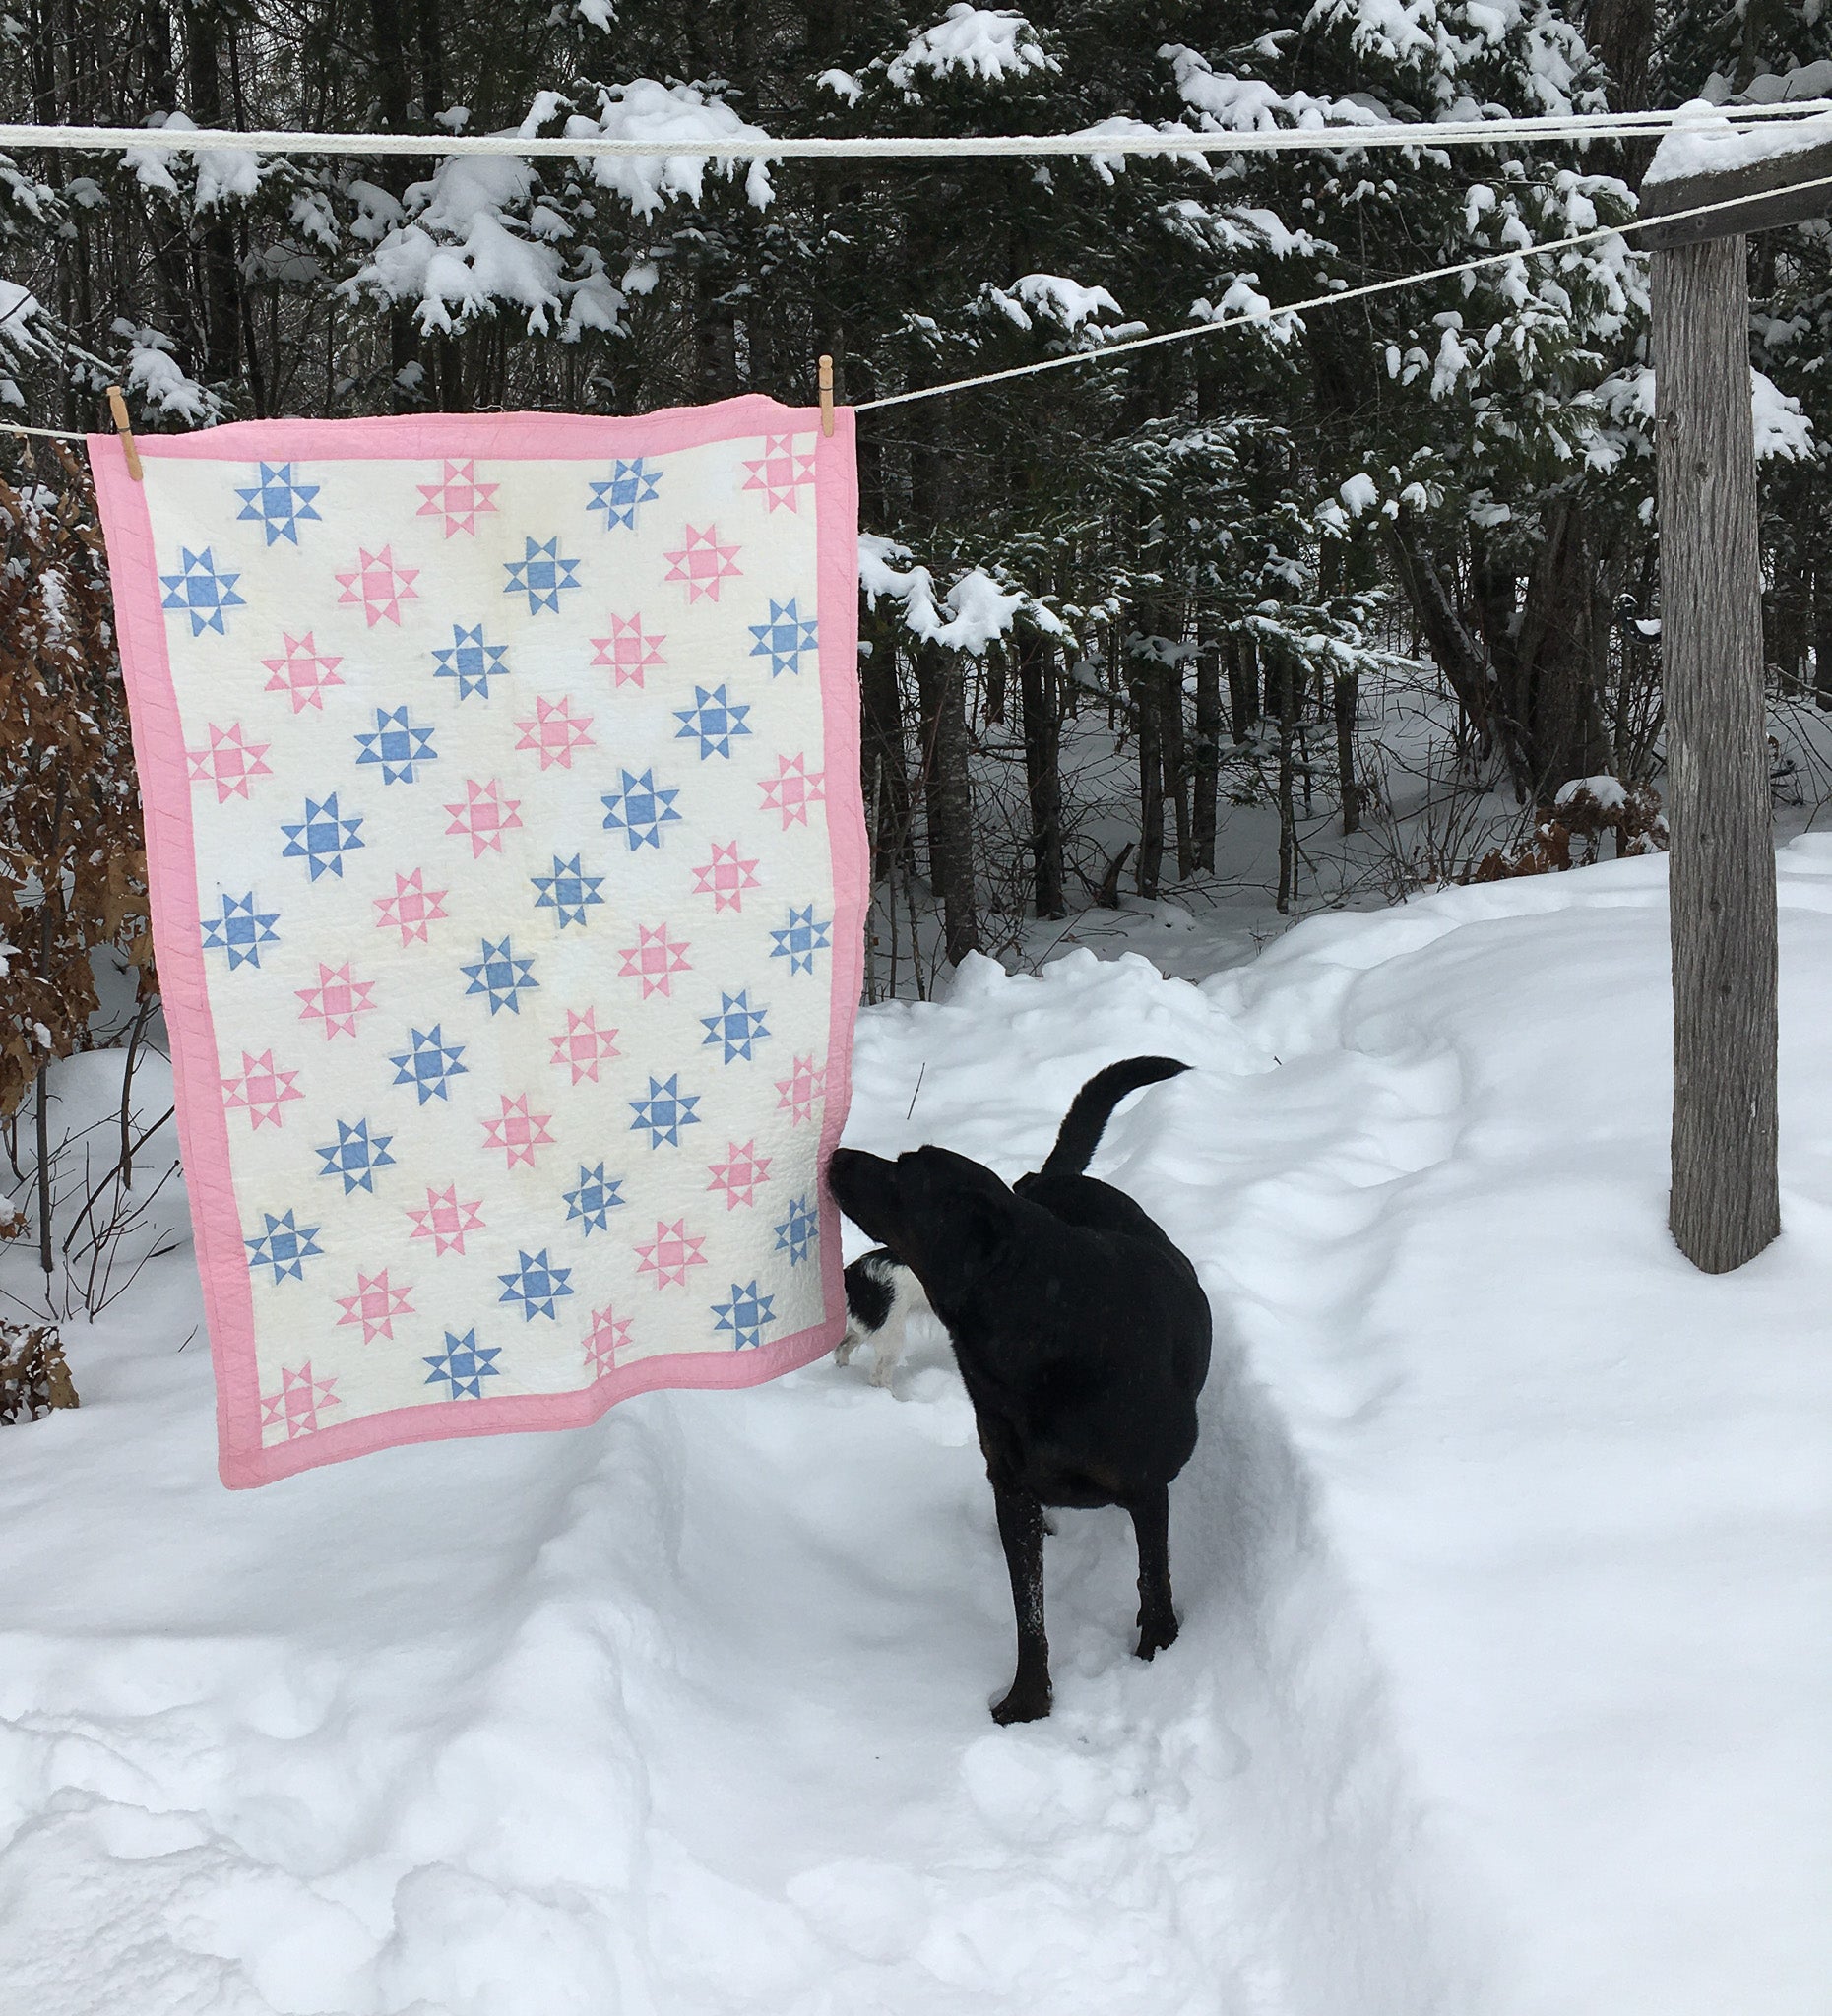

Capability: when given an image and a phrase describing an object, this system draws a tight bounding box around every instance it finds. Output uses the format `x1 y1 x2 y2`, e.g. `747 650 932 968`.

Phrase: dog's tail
1039 1056 1190 1177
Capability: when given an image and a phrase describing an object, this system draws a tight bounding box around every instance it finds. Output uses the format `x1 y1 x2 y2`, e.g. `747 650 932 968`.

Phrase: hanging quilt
91 399 863 1486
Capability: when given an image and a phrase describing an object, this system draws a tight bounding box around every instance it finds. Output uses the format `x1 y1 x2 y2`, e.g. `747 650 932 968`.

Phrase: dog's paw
1135 1614 1179 1663
990 1680 1052 1725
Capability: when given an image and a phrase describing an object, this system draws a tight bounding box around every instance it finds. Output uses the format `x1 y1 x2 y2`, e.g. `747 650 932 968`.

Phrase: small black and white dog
836 1247 932 1386
828 1056 1211 1725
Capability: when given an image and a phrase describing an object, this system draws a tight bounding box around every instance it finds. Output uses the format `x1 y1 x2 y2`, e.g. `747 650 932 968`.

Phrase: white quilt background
143 429 844 1452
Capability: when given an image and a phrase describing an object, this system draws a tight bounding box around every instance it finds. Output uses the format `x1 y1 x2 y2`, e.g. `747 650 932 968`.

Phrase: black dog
827 1057 1211 1724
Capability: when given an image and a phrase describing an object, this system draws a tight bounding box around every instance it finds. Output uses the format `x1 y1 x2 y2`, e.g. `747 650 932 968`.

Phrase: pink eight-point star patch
514 695 596 771
374 869 449 946
262 632 344 712
617 923 692 999
708 1141 772 1210
416 459 499 536
222 1049 303 1130
690 843 762 914
335 1270 414 1345
590 613 666 688
549 1009 621 1086
260 1362 340 1439
662 525 742 603
335 544 419 626
584 1305 633 1376
407 1185 485 1257
296 962 377 1040
444 779 523 858
740 434 817 513
759 752 826 830
188 723 272 802
482 1094 555 1170
637 1219 707 1290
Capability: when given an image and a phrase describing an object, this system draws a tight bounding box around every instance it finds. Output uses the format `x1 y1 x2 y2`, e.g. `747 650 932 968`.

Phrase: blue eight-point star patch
629 1074 701 1148
713 1280 778 1351
234 463 321 546
160 547 245 636
587 457 663 532
600 768 681 850
503 536 582 615
498 1249 574 1323
280 792 365 881
201 891 280 970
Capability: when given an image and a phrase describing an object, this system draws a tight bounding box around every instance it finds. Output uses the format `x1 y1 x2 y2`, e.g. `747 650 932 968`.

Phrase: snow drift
3 845 1829 2015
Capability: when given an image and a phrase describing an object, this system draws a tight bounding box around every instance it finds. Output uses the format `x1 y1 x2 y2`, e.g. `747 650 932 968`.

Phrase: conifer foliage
0 1 1823 991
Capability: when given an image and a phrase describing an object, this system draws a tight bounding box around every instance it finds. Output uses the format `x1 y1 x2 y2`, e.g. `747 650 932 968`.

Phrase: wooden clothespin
818 354 835 439
105 385 143 482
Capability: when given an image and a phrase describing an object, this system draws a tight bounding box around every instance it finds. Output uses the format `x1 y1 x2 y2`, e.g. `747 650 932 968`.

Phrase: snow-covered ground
4 844 1830 2016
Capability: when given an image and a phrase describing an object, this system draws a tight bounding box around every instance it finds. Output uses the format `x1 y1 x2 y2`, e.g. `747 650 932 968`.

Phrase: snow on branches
346 81 775 338
884 8 1058 96
860 536 1062 655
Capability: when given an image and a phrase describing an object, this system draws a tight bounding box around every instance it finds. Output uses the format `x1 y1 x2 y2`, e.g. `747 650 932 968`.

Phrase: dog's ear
904 1152 1014 1306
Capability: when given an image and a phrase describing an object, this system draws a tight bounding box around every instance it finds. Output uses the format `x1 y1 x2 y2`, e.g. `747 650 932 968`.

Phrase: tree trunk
1226 632 1257 742
984 643 1006 725
1168 662 1193 880
860 622 913 881
34 1061 53 1278
1334 667 1360 835
696 271 740 399
1585 0 1659 176
365 0 421 408
415 0 446 117
1815 549 1832 713
1132 639 1165 900
181 2 240 385
1765 556 1810 692
1276 645 1296 914
1193 644 1221 869
1016 630 1065 917
914 647 945 884
1508 500 1615 797
1584 0 1658 109
916 643 979 966
1652 234 1779 1273
1383 522 1525 792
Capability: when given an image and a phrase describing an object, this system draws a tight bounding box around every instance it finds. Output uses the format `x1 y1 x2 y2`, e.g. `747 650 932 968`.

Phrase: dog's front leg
988 1480 1051 1724
1129 1486 1178 1660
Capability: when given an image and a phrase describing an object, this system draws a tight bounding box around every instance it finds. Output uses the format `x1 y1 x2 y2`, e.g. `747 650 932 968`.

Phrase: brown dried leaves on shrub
0 447 153 1120
0 1319 78 1423
1466 778 1669 884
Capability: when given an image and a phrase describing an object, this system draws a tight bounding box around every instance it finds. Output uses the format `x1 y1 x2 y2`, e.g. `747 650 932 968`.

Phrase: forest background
0 0 1829 1194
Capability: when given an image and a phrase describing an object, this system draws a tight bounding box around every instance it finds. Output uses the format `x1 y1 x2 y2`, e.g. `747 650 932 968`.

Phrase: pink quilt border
91 396 864 1488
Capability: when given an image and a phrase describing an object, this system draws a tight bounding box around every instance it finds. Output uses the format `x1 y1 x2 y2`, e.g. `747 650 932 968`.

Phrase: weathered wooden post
1642 130 1832 1271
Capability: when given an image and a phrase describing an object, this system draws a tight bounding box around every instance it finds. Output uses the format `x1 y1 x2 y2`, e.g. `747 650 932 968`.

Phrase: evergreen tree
0 1 1823 962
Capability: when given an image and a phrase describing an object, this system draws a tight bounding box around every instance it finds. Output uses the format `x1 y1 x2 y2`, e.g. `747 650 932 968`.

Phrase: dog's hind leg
988 1480 1052 1725
1128 1486 1178 1661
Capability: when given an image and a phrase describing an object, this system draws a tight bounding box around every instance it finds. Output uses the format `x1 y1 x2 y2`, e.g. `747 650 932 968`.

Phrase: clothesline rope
0 418 88 442
0 99 1828 163
4 164 1830 446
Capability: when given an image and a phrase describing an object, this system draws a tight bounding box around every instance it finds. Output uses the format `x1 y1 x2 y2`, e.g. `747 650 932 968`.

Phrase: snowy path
4 850 1829 2015
0 1255 1477 2016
